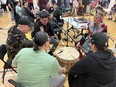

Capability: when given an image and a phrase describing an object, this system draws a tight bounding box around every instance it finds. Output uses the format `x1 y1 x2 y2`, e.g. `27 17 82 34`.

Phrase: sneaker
108 18 112 20
113 20 116 22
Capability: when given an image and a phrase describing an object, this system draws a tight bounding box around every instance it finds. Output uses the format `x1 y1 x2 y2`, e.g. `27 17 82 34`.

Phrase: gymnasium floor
0 12 116 87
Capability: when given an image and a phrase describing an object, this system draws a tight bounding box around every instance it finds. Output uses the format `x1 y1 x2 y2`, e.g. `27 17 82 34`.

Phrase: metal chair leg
2 68 8 83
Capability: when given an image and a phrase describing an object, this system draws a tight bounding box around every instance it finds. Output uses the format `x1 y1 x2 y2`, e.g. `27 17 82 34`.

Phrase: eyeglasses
94 14 102 19
41 18 48 22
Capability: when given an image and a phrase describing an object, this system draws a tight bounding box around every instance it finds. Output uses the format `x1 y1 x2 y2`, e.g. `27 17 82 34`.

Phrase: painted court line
6 22 12 29
0 74 17 78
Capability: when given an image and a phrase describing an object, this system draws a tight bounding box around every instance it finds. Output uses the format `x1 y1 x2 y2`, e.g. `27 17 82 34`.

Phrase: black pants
28 3 34 10
1 4 7 12
68 73 84 87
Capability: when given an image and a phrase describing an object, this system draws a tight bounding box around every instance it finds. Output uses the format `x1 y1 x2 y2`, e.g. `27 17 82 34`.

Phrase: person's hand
52 34 58 39
60 67 67 74
32 9 36 15
34 19 37 23
40 26 44 31
54 34 58 39
50 14 53 18
76 42 81 50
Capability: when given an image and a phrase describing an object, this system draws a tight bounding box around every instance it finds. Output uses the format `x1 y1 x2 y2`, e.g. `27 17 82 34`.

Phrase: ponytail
95 44 112 53
33 43 39 51
33 31 49 51
103 47 112 53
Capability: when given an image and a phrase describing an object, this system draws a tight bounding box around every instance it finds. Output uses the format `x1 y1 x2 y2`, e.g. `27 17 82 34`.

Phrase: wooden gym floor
0 12 116 87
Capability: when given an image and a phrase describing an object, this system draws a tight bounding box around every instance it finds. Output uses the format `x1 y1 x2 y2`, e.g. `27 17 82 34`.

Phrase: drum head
56 47 80 62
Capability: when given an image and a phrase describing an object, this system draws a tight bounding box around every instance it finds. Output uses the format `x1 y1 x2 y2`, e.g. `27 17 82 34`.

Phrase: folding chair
0 44 17 83
51 22 62 40
8 79 24 87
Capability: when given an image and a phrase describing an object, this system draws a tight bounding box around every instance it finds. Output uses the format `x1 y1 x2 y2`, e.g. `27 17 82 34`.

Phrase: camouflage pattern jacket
6 26 28 59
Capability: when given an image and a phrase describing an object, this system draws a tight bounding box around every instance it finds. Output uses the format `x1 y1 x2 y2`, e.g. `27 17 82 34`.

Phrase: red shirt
38 0 48 6
28 0 33 3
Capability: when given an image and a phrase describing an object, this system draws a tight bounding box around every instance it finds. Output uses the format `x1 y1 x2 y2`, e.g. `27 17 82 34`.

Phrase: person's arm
31 22 40 38
101 23 107 33
17 34 28 48
59 67 67 74
80 46 89 54
53 8 62 17
22 40 33 48
69 54 96 76
88 23 93 36
7 31 26 54
8 2 13 10
25 8 35 18
51 57 66 76
69 55 96 87
53 9 58 17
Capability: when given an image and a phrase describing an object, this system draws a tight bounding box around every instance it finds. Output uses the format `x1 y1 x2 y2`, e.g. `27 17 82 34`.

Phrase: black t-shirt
32 21 54 38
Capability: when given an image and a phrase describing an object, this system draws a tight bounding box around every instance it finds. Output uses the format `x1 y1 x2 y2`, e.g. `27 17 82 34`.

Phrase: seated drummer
76 13 107 58
12 31 66 87
6 18 33 60
69 33 116 87
32 11 59 55
6 18 33 66
87 13 107 36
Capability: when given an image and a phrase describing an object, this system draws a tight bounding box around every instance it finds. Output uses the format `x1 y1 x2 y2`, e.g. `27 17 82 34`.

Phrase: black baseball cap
91 33 109 47
18 18 33 27
39 11 49 18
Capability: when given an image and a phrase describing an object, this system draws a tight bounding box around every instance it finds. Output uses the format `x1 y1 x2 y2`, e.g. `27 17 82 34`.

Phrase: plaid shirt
6 26 28 59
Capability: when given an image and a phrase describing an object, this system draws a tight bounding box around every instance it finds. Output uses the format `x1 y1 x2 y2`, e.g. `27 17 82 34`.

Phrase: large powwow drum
56 47 80 72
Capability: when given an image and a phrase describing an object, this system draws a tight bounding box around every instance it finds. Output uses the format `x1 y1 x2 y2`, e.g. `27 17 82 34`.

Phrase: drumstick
71 55 76 59
57 50 63 54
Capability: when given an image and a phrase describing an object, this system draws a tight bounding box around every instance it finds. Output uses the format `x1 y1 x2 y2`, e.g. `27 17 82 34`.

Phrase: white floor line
0 69 16 73
5 22 12 29
0 73 17 78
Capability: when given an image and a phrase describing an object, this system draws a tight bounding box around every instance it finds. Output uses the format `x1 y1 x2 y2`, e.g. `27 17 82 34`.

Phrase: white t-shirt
15 5 22 17
15 0 19 1
1 0 7 4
